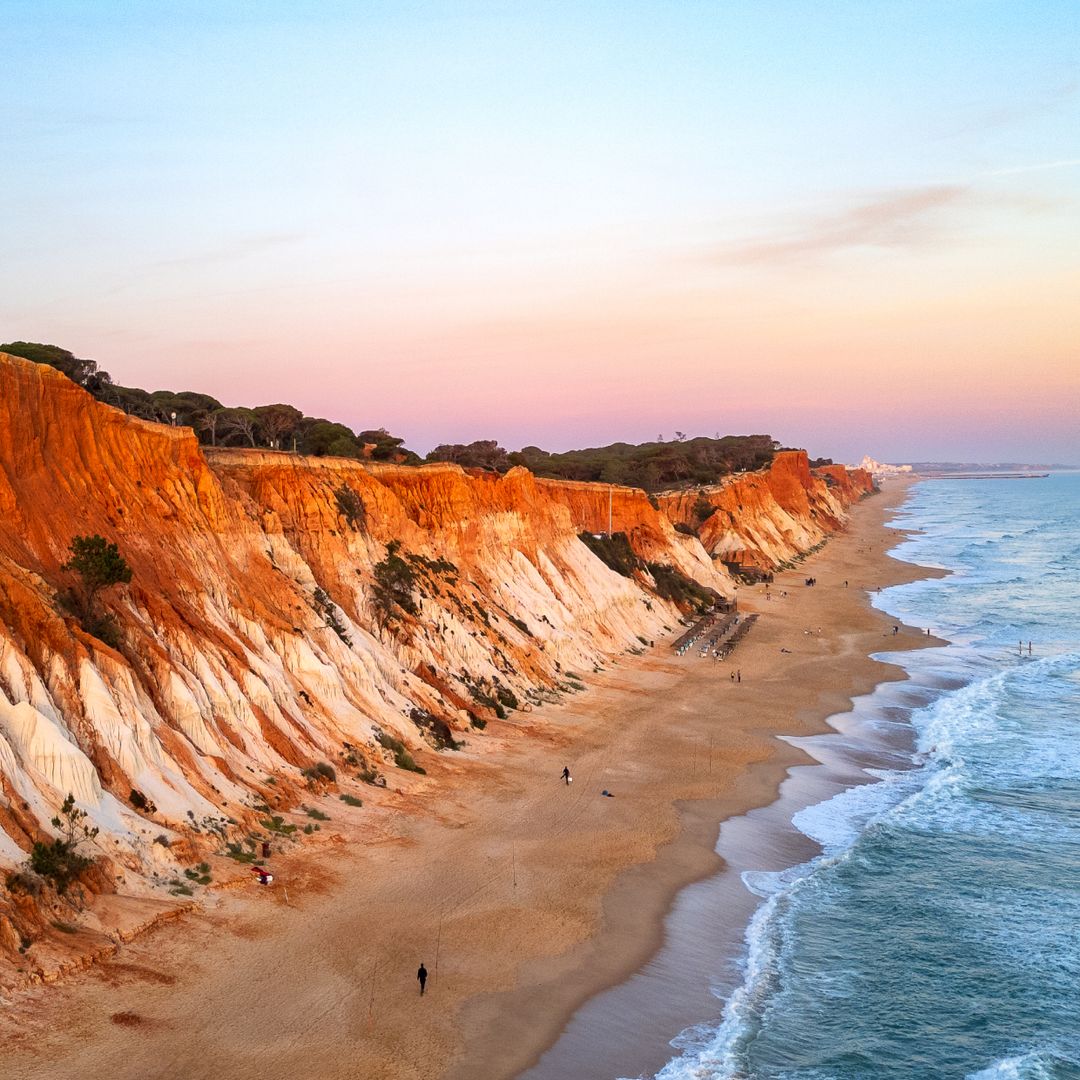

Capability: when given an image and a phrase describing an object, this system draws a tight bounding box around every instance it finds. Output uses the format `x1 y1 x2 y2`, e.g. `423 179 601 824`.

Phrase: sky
2 0 1078 464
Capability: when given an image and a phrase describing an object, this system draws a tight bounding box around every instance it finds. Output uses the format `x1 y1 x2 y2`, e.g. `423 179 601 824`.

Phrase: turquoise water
655 474 1080 1080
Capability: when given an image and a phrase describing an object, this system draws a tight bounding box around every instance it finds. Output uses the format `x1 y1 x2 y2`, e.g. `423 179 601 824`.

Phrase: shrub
371 541 419 625
224 842 257 863
28 794 98 894
259 816 297 836
579 532 641 578
62 534 132 606
394 747 425 773
302 761 336 783
30 840 94 895
495 686 518 711
646 562 718 613
183 863 212 885
339 794 363 807
693 495 717 524
333 484 366 531
305 807 330 821
409 708 461 751
376 731 426 774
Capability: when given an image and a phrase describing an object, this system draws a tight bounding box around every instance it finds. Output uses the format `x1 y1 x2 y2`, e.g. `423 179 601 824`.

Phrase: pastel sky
3 1 1078 463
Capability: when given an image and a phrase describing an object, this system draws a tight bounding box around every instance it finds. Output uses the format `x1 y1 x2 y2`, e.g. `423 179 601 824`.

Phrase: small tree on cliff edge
61 534 132 647
29 793 99 895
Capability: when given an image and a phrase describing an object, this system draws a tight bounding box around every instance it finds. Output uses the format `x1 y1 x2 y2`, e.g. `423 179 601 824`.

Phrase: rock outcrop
656 451 874 569
0 352 871 961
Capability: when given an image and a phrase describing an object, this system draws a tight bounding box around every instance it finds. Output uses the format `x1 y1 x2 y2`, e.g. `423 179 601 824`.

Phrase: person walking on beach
417 963 428 995
737 669 741 683
730 671 736 683
561 765 571 785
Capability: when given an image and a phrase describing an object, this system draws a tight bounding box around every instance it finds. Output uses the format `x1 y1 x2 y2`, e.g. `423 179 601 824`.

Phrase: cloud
713 185 970 266
986 158 1080 176
151 232 302 271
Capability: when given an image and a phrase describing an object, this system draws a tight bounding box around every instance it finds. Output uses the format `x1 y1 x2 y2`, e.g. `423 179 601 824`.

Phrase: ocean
653 472 1080 1080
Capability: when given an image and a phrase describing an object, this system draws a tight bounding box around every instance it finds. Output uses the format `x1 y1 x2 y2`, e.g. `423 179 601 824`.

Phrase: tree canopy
5 342 785 487
2 340 417 461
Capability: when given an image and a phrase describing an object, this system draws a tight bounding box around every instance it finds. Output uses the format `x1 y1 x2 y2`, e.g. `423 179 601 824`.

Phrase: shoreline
0 478 940 1080
455 476 945 1080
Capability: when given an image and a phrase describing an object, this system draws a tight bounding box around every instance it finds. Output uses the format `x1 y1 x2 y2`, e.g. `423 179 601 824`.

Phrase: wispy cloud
151 233 302 271
986 158 1080 176
713 185 970 266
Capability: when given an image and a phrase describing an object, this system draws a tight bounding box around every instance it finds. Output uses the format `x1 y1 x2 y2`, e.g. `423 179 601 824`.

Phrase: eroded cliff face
0 354 726 952
656 451 874 569
0 353 870 962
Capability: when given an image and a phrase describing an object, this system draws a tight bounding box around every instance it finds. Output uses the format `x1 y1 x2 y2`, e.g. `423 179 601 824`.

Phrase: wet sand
0 478 938 1080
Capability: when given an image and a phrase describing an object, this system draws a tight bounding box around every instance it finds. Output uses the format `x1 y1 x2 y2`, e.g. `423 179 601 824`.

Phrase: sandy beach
0 477 941 1080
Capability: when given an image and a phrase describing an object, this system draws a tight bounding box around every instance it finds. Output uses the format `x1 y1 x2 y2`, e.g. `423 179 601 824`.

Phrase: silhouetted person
561 766 571 785
417 963 428 995
737 669 741 683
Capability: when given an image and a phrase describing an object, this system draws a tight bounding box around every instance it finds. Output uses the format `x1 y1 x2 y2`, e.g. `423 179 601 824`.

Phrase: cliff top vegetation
4 342 788 489
429 435 779 492
1 341 417 464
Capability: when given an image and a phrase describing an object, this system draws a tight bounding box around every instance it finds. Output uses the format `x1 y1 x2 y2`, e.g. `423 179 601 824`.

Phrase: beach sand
0 478 940 1080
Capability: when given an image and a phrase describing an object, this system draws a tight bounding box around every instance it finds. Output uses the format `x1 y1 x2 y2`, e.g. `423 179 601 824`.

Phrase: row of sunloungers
673 611 759 659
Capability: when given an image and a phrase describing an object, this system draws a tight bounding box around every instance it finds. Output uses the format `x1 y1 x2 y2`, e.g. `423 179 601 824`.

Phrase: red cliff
0 352 872 963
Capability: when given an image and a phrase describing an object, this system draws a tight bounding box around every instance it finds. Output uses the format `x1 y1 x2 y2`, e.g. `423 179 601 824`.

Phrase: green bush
259 816 297 836
693 495 718 523
371 541 419 624
339 793 363 807
376 731 426 774
224 842 257 863
579 532 641 578
409 708 461 750
28 794 98 894
394 747 425 773
646 562 718 613
333 484 366 530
